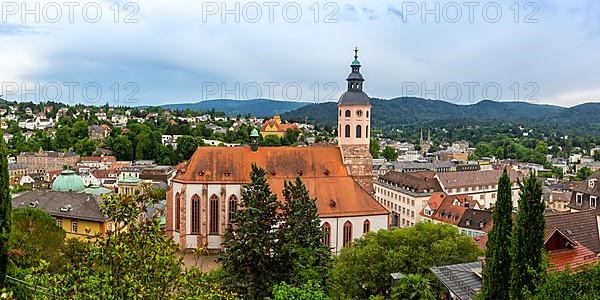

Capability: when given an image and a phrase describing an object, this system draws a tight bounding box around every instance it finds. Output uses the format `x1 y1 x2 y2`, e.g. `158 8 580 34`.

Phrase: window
345 125 350 138
343 221 353 247
345 110 351 117
339 109 341 116
366 111 369 118
363 219 370 234
175 192 181 231
591 196 597 208
366 125 369 138
209 194 219 234
323 222 331 247
71 220 78 233
356 110 363 117
356 125 362 138
228 195 238 223
56 218 62 228
191 194 201 234
576 193 583 205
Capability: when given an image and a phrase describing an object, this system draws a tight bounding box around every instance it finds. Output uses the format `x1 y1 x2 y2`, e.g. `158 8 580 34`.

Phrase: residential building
88 125 111 141
17 149 80 174
375 171 442 227
568 171 600 227
435 169 523 208
12 191 109 239
259 115 299 138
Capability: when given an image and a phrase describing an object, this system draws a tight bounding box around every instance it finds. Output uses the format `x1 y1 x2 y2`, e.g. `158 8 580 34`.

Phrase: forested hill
282 97 600 130
160 99 309 117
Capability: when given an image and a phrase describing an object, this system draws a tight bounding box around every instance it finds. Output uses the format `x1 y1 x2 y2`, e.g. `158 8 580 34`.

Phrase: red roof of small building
429 194 474 226
548 242 597 272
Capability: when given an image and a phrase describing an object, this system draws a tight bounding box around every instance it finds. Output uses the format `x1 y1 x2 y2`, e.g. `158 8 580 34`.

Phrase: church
166 49 389 253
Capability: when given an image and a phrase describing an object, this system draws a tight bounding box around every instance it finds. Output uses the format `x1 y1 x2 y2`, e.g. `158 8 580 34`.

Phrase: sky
1 0 599 107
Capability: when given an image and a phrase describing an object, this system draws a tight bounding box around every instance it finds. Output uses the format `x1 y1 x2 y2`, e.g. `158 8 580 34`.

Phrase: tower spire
354 46 359 60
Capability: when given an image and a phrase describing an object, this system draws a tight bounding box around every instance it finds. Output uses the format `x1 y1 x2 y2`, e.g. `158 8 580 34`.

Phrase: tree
176 136 201 159
282 128 301 146
111 135 133 161
510 173 545 299
27 186 233 299
70 120 89 139
8 208 65 269
279 177 331 287
576 167 593 181
0 134 10 287
262 135 281 146
391 274 434 300
593 151 600 162
270 281 330 300
370 138 380 158
73 138 96 156
329 223 482 299
382 146 398 161
219 164 282 299
481 169 513 300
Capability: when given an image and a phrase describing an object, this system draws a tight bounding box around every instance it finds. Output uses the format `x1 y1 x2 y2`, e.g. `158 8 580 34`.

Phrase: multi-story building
17 149 80 174
374 171 442 227
435 169 523 209
568 171 600 227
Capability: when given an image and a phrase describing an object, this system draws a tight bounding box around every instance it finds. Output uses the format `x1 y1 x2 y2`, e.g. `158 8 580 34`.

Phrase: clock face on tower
356 110 363 117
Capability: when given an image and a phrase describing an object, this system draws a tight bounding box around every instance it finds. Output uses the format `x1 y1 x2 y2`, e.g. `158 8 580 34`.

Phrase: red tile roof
548 243 597 272
175 146 389 218
429 195 474 225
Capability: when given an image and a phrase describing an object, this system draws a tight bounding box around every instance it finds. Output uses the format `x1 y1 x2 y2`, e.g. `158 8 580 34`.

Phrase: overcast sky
1 0 599 107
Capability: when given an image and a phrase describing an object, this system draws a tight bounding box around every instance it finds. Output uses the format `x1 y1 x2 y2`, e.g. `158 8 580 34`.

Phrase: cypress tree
509 172 545 299
279 177 331 286
0 132 11 287
219 164 282 299
481 169 513 300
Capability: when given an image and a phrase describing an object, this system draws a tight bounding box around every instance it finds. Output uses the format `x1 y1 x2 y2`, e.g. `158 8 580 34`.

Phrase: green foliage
270 281 330 300
73 138 96 156
329 223 482 299
279 177 331 286
533 263 600 300
480 169 513 300
0 134 11 287
282 128 301 146
391 274 434 300
382 146 398 161
510 173 545 300
8 208 65 270
110 135 133 161
370 138 380 158
176 135 202 159
26 186 233 299
262 134 282 146
576 167 593 181
593 151 600 161
219 164 282 299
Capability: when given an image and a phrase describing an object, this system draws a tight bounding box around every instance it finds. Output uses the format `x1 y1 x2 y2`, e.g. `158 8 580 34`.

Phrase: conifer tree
219 164 282 299
0 133 10 287
509 173 545 299
481 169 513 300
279 177 331 286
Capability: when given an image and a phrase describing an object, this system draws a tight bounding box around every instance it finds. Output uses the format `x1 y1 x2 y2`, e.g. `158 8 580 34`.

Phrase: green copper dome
351 58 361 66
119 176 141 184
250 128 259 137
52 170 85 192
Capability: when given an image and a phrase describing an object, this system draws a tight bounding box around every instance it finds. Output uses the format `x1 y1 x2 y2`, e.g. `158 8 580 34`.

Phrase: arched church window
175 192 181 231
363 219 371 233
209 194 219 234
356 125 362 138
228 195 238 223
339 109 341 116
366 111 369 118
323 222 331 247
191 194 201 234
345 125 350 138
345 110 351 117
366 125 369 138
343 221 353 247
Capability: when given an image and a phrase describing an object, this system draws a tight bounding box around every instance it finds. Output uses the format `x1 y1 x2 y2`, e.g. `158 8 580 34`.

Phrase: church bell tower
338 47 374 193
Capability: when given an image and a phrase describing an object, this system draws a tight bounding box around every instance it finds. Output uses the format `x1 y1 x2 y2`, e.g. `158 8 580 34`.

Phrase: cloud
0 0 599 107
